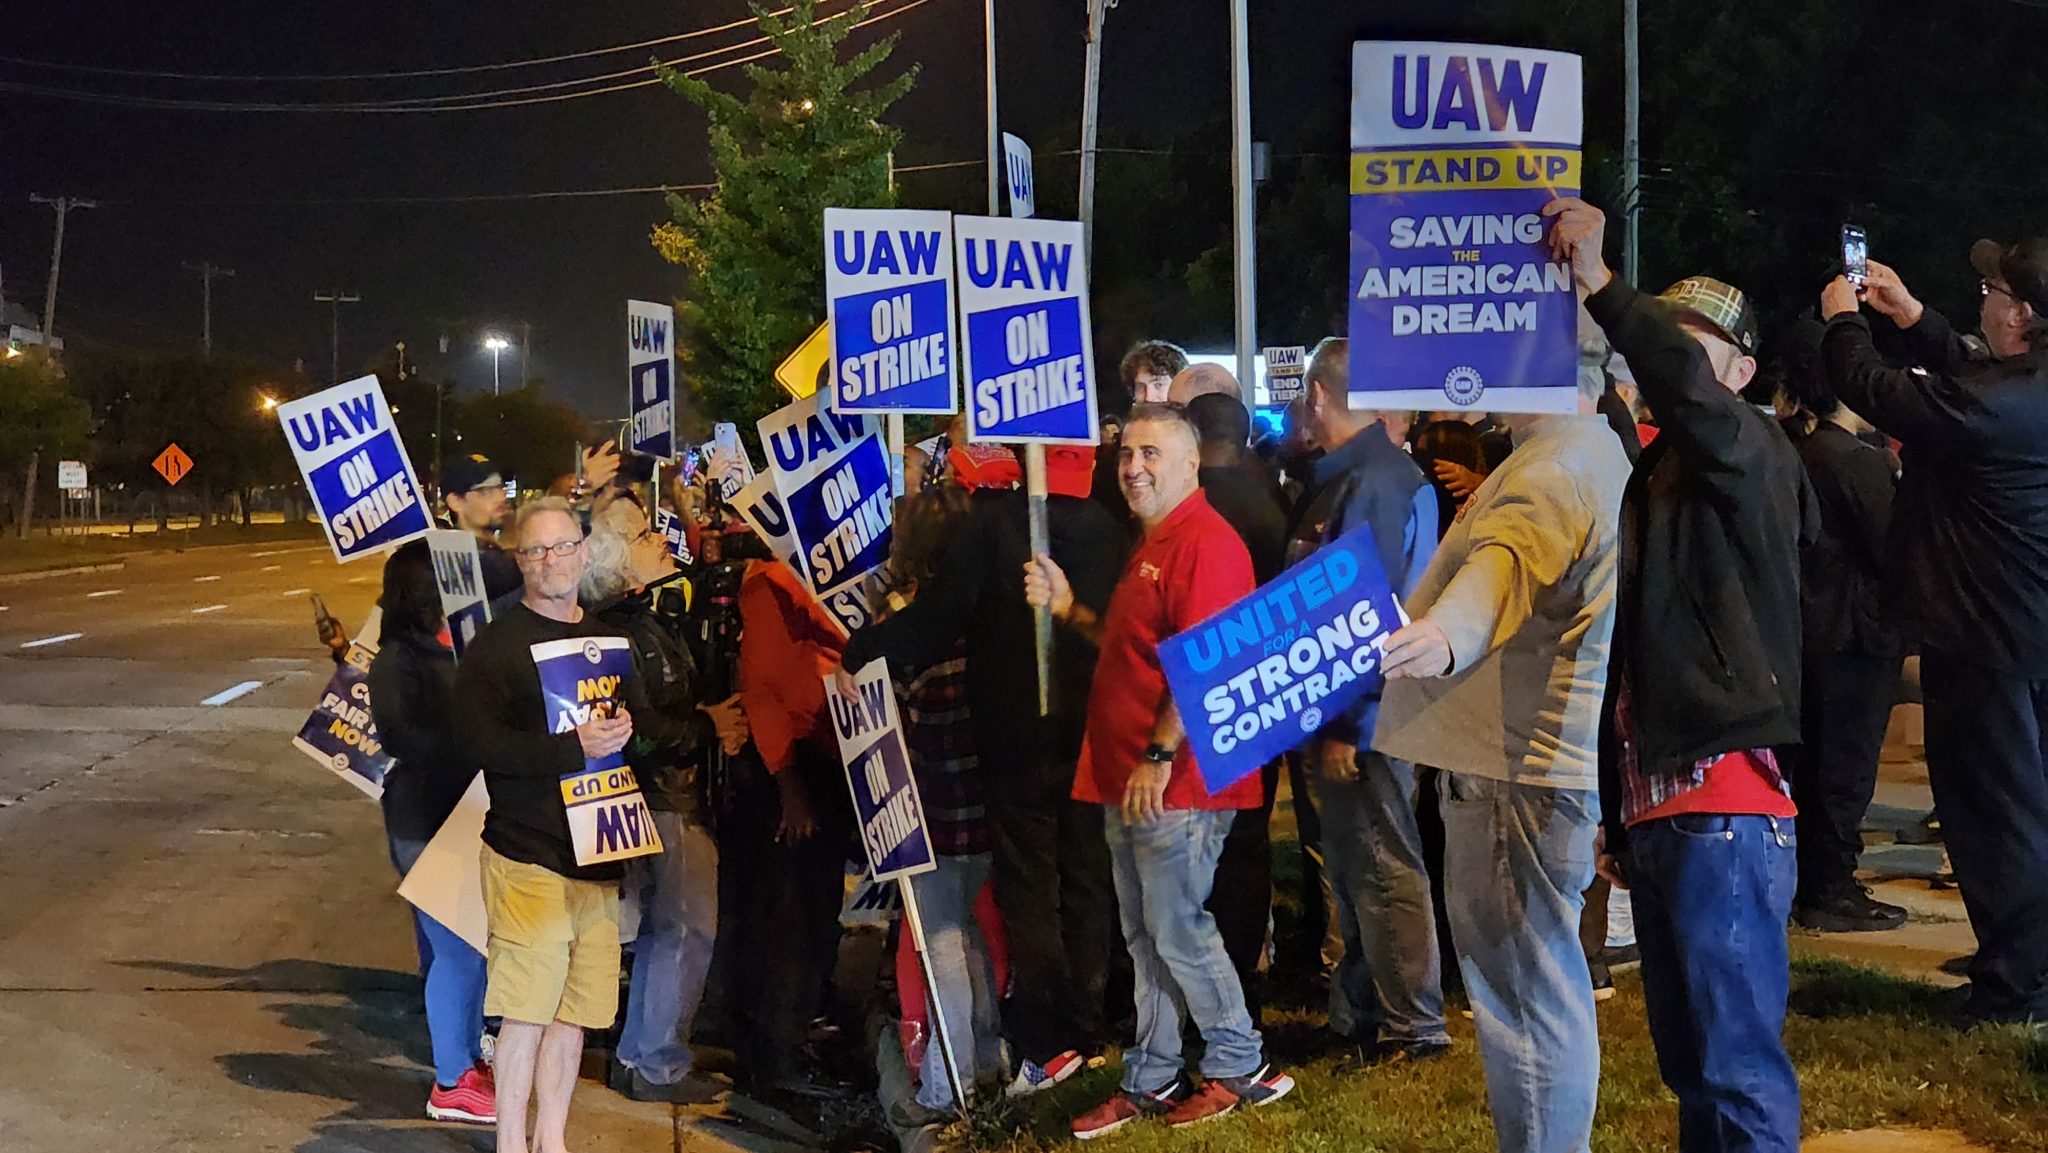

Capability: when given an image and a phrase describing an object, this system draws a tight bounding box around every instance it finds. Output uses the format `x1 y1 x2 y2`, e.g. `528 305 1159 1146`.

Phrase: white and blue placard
1002 132 1036 219
955 216 1099 445
824 207 958 415
1349 41 1582 414
1158 521 1403 793
426 529 492 659
531 634 663 866
652 508 693 566
277 375 432 563
1264 345 1307 404
628 300 677 460
759 390 881 495
825 659 935 881
758 393 894 624
291 638 393 799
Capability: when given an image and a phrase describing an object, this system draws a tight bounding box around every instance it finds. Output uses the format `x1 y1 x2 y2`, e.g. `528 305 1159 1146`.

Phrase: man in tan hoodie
1370 346 1630 1153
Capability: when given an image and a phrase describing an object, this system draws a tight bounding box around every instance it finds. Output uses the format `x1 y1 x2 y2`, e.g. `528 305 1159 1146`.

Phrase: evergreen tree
653 0 916 427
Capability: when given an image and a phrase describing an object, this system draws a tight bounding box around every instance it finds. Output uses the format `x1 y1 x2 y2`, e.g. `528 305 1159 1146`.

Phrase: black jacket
367 629 469 843
594 590 718 819
1199 460 1289 584
1786 419 1900 657
1824 310 2048 674
1590 281 1818 843
841 490 1127 764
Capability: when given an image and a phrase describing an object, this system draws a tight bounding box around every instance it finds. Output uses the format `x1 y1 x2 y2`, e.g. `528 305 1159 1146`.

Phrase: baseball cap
1970 237 2048 314
1657 276 1760 355
1045 445 1095 498
442 454 504 495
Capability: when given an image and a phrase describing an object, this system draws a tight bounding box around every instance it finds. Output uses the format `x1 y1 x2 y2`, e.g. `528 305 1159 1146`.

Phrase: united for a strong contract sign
1159 523 1404 793
1348 41 1583 415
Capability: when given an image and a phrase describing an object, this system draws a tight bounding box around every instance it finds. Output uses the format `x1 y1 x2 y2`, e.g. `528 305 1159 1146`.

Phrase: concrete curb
0 561 128 585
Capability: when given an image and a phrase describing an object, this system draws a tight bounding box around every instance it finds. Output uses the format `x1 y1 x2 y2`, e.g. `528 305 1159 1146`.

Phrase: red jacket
737 560 846 775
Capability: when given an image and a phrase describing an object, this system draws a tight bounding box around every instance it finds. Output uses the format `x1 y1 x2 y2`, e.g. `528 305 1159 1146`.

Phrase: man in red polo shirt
1026 403 1296 1139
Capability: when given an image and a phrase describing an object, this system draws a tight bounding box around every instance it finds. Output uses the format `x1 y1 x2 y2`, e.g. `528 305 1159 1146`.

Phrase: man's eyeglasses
514 539 583 560
1982 279 2019 301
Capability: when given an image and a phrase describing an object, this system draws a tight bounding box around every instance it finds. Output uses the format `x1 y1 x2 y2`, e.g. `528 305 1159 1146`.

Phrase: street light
484 335 510 395
259 393 279 411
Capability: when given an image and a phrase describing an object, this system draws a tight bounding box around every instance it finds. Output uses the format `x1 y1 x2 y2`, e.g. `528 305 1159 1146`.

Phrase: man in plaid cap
1819 240 2048 1027
1547 197 1817 1151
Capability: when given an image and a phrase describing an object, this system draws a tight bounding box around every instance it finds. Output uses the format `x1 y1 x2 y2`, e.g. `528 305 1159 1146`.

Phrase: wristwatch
1142 742 1177 764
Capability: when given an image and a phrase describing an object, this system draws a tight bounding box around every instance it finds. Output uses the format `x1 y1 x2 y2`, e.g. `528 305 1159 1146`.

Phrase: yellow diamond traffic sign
774 321 832 400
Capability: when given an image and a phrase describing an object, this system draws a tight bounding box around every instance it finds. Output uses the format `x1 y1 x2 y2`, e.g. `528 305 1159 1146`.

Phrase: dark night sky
2 0 1533 417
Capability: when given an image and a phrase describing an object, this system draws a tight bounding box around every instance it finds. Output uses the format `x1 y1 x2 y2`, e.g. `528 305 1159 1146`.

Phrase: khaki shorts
480 846 621 1029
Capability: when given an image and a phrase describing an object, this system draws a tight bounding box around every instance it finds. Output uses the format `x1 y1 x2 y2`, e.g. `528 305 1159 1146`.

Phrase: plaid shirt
1612 666 1789 825
898 646 987 856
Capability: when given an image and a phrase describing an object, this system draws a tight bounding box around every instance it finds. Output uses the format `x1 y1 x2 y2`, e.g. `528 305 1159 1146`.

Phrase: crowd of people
351 198 2048 1153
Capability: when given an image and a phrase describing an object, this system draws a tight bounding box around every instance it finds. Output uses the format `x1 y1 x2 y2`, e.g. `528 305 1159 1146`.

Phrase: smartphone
1842 223 1869 286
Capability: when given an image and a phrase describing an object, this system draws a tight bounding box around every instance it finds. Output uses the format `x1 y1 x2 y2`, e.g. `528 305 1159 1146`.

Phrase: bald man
1167 362 1244 408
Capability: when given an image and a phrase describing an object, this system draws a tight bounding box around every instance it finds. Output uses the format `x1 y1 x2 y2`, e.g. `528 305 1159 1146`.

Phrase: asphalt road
0 543 706 1152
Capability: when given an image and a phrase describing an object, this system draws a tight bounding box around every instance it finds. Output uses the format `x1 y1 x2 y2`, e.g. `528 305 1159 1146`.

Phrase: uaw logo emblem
1299 706 1325 734
582 640 604 664
1443 364 1485 407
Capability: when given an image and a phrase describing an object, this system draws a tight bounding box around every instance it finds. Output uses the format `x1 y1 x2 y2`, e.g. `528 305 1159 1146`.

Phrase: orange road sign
153 443 194 486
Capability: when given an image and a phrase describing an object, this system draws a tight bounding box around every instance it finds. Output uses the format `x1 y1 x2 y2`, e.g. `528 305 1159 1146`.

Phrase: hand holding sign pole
823 659 968 1120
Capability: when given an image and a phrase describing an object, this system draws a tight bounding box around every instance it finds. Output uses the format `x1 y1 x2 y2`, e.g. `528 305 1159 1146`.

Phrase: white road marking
280 588 310 597
191 604 228 615
260 564 282 572
86 589 123 598
200 680 265 706
348 575 373 585
19 633 83 649
249 546 327 559
194 575 222 583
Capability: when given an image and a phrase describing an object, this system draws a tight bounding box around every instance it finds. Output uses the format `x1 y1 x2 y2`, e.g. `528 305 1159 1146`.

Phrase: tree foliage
0 351 93 532
652 0 916 428
451 384 594 492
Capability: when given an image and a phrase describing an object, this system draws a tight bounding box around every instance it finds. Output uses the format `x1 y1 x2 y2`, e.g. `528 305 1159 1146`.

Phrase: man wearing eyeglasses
451 496 670 1153
1820 238 2048 1029
442 454 524 603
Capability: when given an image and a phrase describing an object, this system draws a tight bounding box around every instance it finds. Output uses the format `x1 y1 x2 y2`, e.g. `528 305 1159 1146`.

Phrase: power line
0 7 801 83
0 0 934 114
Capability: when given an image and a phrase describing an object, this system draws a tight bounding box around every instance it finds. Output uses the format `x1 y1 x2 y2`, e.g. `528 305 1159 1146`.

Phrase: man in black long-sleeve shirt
452 497 676 1153
1821 241 2048 1024
836 447 1128 1085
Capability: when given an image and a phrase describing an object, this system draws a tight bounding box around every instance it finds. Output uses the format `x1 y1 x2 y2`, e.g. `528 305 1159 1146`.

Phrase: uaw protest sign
278 375 432 563
292 638 393 798
1348 41 1582 414
426 529 492 660
1158 522 1404 793
531 635 663 866
758 392 893 631
826 659 935 881
824 208 958 414
954 215 1100 445
627 300 677 460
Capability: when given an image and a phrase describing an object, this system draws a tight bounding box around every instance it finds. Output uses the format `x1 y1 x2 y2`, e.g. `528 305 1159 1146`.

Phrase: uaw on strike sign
277 376 432 563
826 659 934 881
532 635 662 866
1349 42 1582 414
824 208 957 414
954 215 1099 445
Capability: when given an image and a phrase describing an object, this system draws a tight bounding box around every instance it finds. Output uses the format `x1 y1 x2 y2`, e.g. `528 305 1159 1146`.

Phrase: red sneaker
1071 1079 1184 1140
1164 1081 1240 1128
427 1065 497 1125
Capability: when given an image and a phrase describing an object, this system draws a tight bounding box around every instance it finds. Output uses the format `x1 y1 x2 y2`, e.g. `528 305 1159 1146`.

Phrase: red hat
948 443 1022 491
1045 445 1096 498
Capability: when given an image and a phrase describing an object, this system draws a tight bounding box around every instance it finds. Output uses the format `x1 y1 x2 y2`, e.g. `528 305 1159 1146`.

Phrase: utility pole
29 194 95 342
313 289 361 386
184 261 235 357
1227 0 1257 406
1623 0 1641 285
519 320 533 386
1077 0 1116 263
983 0 1000 216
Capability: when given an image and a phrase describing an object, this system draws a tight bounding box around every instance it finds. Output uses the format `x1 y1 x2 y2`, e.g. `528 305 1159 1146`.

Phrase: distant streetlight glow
483 334 511 396
259 393 279 411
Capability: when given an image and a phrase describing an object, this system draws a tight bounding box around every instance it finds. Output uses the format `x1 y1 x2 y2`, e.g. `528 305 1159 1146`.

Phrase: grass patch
979 962 2047 1152
0 521 323 574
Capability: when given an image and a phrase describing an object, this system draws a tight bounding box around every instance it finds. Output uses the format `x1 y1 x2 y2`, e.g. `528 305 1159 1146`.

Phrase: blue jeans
1104 808 1264 1092
390 835 487 1086
907 853 1006 1109
1320 751 1447 1044
1626 814 1801 1153
1440 773 1600 1153
618 812 719 1084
